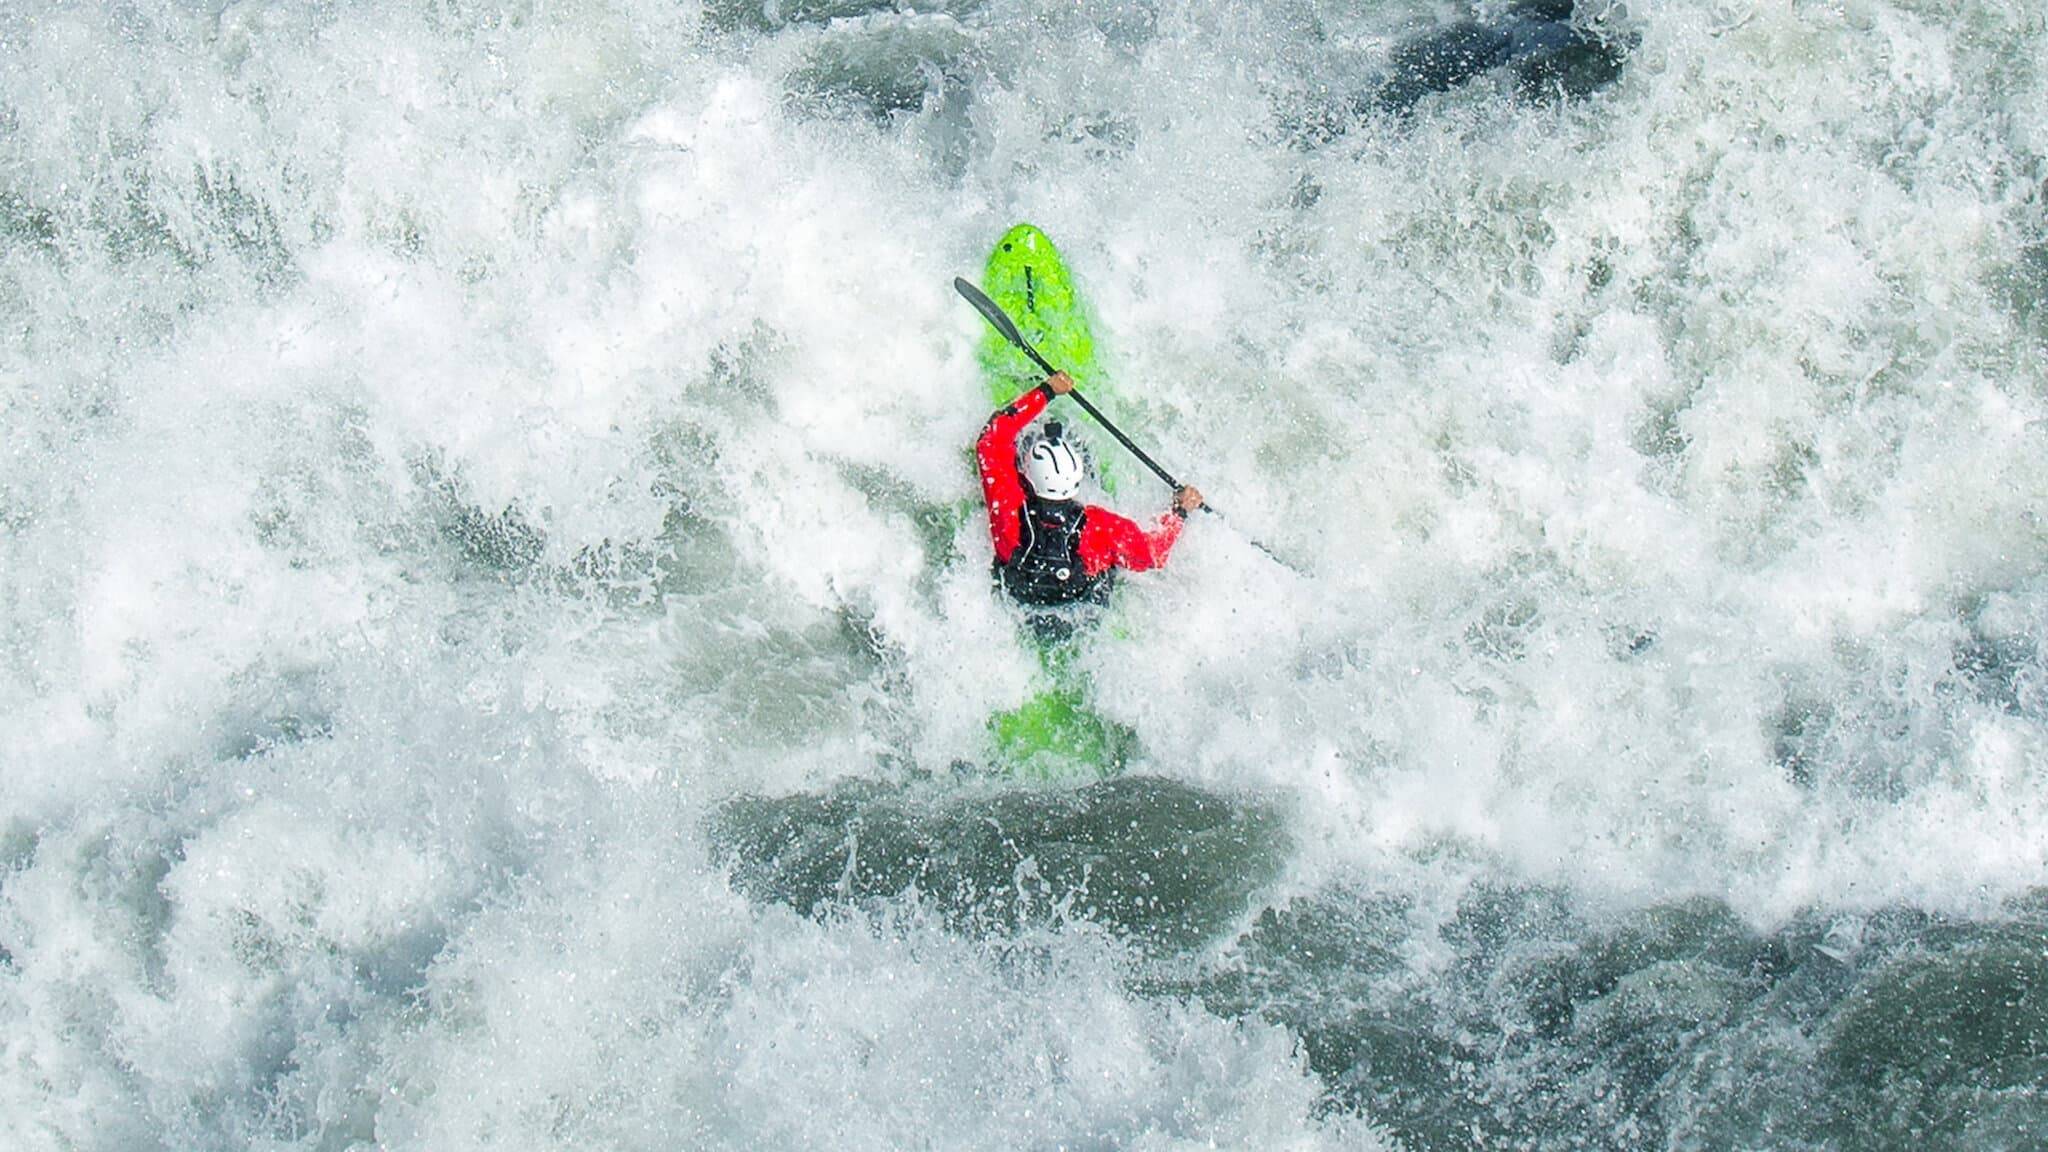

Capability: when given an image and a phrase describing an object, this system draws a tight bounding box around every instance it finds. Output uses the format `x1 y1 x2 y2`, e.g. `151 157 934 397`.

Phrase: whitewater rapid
4 0 2046 1148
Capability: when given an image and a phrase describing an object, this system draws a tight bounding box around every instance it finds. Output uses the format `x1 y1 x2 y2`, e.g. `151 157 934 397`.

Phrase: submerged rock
1174 886 2048 1152
708 775 1288 952
1276 1 1633 148
1378 0 1633 113
783 12 979 119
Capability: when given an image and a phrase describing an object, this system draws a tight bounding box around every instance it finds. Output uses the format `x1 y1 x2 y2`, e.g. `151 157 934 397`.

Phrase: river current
4 1 2046 1148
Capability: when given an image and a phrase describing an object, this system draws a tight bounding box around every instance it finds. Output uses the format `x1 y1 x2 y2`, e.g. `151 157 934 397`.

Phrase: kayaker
977 371 1202 623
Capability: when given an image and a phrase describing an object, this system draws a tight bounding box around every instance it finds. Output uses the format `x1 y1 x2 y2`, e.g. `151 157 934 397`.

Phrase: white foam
5 0 2048 1144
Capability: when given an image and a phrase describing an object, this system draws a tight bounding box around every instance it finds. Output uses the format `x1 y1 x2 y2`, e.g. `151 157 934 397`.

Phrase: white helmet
1021 423 1084 500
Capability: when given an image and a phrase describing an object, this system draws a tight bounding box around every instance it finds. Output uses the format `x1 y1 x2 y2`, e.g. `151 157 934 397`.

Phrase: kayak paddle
953 276 1297 571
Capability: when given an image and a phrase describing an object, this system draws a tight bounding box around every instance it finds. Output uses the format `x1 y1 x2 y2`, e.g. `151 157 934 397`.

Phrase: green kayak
974 224 1134 781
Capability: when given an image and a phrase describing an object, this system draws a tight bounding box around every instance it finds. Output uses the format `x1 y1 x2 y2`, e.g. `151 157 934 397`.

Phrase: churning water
4 1 2047 1148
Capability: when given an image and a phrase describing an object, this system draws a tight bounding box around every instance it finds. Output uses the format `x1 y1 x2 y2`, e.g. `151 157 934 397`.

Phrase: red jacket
976 383 1184 576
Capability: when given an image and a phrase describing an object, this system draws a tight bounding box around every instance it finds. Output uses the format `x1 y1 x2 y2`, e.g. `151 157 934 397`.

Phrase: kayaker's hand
1174 485 1204 515
1044 371 1075 395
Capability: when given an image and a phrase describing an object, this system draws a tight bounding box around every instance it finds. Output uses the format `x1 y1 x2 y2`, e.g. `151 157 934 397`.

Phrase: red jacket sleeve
1077 506 1184 575
977 384 1052 564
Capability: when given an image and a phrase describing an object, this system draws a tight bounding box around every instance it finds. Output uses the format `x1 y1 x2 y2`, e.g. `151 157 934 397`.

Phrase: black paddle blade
953 277 1059 377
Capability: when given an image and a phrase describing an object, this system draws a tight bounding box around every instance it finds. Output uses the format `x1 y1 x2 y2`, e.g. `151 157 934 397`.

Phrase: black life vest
996 496 1115 608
